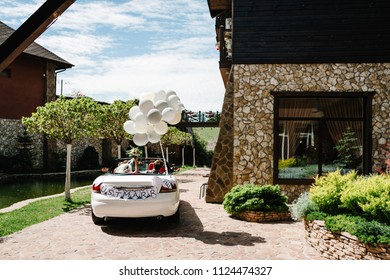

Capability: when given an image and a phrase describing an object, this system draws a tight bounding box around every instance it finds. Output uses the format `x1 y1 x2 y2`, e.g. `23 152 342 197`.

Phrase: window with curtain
272 93 373 183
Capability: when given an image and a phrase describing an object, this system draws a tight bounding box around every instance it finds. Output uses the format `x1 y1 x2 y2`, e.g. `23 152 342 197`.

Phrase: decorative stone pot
233 210 291 223
304 219 390 260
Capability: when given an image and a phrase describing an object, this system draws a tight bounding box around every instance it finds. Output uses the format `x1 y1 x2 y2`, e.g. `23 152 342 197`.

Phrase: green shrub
305 211 329 221
297 170 390 245
340 174 390 224
310 169 357 214
223 184 288 215
289 192 319 221
324 214 390 245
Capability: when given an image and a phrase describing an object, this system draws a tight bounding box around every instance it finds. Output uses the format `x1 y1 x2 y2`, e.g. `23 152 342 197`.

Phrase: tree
96 99 137 159
14 127 36 171
22 96 99 201
161 127 192 165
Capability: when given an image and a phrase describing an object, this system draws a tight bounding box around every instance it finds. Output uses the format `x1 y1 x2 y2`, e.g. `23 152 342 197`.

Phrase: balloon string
160 141 169 175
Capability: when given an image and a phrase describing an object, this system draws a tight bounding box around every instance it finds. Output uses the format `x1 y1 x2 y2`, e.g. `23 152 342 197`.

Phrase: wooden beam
0 0 76 72
208 0 231 11
208 0 231 17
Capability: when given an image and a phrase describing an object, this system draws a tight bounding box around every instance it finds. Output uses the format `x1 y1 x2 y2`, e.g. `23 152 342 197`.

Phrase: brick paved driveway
0 168 324 260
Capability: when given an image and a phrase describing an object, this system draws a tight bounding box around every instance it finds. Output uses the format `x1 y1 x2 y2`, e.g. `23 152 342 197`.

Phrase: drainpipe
55 69 66 98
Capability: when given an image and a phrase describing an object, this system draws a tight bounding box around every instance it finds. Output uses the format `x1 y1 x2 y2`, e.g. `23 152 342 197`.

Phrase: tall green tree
22 96 99 201
14 127 36 171
96 99 138 159
161 127 192 165
160 127 191 146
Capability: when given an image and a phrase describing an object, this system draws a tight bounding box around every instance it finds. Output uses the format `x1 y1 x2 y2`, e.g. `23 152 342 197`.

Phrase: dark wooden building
206 0 390 202
232 0 390 64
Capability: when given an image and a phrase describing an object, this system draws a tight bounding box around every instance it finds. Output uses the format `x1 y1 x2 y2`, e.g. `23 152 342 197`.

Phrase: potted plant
222 184 290 222
290 170 390 260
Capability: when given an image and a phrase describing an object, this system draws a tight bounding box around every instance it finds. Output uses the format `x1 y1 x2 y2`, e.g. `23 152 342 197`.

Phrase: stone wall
0 118 44 168
233 63 390 201
206 71 235 202
45 62 57 102
56 138 103 168
0 118 106 170
305 219 390 260
0 118 27 157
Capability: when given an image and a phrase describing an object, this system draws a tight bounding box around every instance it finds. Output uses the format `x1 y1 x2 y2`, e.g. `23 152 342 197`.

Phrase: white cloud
54 1 147 32
151 36 215 56
2 0 224 112
59 52 224 111
0 0 43 22
36 32 114 67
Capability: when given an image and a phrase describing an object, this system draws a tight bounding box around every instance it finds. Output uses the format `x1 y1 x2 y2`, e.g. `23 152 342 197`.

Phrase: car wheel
167 206 180 223
91 211 105 225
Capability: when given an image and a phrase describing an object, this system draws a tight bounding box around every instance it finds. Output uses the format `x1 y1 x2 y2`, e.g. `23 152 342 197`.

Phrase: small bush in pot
223 184 289 215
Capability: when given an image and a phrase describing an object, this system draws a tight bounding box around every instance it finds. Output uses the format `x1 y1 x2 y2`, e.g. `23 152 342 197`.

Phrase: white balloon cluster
123 90 184 146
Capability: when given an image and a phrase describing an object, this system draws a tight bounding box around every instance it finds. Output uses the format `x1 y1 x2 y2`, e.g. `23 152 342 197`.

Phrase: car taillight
92 183 102 193
160 183 177 193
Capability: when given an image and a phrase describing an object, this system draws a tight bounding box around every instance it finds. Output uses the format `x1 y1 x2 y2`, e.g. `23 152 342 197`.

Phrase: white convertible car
91 158 180 225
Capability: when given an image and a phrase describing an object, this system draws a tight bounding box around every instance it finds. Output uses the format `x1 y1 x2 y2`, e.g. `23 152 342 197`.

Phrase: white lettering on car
101 184 159 200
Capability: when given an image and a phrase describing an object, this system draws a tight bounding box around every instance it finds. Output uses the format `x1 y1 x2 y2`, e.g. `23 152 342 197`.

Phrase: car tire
167 206 180 223
92 211 105 225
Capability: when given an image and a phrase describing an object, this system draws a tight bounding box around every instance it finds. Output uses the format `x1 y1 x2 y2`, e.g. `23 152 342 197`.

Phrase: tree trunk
193 146 196 167
117 144 121 159
182 146 185 166
65 144 72 202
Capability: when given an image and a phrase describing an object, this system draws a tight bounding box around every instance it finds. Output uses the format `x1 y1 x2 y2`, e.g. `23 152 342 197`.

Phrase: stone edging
0 185 91 213
304 219 390 260
0 170 100 183
233 210 291 223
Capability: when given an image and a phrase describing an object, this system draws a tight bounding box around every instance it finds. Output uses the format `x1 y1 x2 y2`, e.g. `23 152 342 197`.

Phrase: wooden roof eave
0 0 75 72
22 52 73 70
207 0 231 18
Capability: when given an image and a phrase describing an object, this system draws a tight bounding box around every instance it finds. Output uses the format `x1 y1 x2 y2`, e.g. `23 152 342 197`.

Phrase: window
272 92 373 184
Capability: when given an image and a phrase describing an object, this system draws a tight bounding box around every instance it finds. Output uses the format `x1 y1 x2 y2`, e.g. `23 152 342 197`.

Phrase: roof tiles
0 21 73 69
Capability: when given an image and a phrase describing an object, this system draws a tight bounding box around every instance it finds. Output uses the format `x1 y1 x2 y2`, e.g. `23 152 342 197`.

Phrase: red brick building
0 21 73 118
0 21 73 169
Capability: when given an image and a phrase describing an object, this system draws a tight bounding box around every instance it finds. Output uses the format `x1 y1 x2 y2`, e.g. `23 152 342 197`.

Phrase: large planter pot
233 210 291 223
304 219 390 260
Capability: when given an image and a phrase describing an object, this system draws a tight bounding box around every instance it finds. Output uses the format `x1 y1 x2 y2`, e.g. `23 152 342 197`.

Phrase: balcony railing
176 110 220 128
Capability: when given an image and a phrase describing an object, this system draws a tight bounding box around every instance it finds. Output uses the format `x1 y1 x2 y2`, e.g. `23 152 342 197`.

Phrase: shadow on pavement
98 200 266 246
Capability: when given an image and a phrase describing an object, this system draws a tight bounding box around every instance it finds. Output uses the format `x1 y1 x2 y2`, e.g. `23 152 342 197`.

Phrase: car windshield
113 157 172 175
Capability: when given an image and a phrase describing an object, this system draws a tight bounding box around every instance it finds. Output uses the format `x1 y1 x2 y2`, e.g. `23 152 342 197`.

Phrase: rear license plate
100 184 159 200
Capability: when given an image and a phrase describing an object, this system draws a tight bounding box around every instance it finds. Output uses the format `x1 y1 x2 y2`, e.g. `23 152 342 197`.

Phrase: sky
0 0 225 111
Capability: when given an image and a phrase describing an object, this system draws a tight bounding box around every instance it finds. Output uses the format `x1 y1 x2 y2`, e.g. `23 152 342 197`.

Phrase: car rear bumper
91 192 180 218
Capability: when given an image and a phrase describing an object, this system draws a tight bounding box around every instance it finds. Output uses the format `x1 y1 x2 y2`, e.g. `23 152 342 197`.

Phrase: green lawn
0 187 91 237
0 167 196 237
193 127 220 151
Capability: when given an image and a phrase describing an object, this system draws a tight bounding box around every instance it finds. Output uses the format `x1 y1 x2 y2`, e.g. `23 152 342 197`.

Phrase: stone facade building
206 0 390 202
